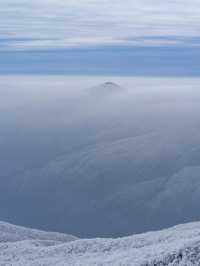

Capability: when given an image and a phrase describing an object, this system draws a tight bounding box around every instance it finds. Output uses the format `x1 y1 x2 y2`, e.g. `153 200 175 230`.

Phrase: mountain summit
102 81 119 87
100 81 121 90
89 81 122 95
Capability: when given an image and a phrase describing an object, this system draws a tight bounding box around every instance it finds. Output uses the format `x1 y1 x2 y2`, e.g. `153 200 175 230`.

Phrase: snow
0 221 77 243
1 221 200 265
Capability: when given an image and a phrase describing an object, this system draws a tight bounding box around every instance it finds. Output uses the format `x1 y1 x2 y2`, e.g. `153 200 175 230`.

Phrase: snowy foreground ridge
1 222 200 265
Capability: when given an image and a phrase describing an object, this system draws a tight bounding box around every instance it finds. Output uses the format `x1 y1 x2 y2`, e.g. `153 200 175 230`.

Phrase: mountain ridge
0 221 77 243
1 221 200 265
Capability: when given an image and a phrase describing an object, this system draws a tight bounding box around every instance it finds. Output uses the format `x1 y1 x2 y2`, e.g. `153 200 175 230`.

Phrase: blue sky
1 0 200 75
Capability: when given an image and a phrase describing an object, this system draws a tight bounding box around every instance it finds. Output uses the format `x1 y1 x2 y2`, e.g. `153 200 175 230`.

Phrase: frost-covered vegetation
1 221 200 265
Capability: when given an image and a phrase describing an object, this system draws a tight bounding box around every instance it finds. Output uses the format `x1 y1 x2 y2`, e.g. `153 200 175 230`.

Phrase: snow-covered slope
0 221 77 243
1 221 200 265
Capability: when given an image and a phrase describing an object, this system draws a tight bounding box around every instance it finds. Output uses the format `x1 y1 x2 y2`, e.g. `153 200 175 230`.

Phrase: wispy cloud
1 0 200 50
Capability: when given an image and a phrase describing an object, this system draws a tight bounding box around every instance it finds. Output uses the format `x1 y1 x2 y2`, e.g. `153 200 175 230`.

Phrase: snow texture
1 221 200 265
0 221 77 243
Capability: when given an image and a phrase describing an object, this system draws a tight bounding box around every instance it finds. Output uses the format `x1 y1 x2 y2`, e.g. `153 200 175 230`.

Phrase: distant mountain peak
89 81 122 96
101 82 120 88
103 81 118 86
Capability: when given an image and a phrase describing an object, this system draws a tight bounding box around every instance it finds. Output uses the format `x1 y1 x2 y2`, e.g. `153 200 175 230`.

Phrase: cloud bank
1 0 200 49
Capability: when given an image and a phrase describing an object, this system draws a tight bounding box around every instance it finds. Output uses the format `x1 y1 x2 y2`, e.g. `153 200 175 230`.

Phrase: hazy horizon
1 0 200 239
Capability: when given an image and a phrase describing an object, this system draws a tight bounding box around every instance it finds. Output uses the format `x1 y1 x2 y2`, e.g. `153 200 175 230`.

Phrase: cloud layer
1 0 200 49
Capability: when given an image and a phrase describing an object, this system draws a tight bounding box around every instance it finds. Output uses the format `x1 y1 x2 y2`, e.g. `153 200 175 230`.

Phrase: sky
1 0 200 75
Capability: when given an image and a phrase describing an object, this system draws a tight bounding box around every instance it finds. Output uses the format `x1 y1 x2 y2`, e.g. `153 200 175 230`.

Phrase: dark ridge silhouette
88 81 123 96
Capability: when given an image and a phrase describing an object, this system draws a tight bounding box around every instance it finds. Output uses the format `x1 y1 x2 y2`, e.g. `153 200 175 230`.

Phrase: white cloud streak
1 0 200 49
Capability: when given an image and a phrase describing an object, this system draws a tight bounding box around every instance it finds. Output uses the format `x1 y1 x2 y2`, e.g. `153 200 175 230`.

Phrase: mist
1 76 200 238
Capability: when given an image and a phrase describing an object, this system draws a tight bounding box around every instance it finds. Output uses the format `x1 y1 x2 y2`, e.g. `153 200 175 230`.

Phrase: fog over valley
1 76 200 238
